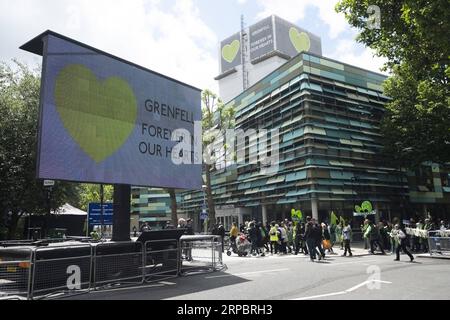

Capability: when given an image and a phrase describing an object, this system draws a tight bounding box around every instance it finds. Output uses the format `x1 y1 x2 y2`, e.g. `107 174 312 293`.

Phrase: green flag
330 211 338 226
291 209 303 222
339 216 346 226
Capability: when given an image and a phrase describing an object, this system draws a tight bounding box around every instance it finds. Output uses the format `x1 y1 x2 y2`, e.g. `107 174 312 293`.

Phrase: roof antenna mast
241 14 249 90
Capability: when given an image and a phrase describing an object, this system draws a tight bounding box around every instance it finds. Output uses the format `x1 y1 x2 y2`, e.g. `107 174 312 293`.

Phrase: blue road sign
88 203 113 226
200 208 208 220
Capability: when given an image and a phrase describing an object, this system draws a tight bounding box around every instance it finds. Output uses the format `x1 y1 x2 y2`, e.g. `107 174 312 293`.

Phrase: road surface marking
205 268 290 279
294 291 347 300
91 283 165 293
292 279 392 300
346 280 391 293
158 281 176 285
323 259 378 266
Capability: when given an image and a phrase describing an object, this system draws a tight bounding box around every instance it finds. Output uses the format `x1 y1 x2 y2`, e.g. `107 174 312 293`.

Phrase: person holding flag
335 216 344 250
330 211 338 250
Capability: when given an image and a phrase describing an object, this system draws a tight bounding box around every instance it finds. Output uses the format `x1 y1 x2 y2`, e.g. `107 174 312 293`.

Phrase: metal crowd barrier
31 244 92 299
0 247 33 300
428 230 450 257
144 239 179 283
93 242 144 289
0 235 226 299
179 235 226 276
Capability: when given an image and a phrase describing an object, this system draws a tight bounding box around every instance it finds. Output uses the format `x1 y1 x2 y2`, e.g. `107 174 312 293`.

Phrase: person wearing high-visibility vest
269 222 280 255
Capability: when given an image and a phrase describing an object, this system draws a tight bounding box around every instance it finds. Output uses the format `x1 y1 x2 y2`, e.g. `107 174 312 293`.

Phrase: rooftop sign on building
217 15 322 103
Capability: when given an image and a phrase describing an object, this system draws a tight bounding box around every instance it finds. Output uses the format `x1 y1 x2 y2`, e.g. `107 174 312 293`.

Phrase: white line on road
91 283 165 294
205 268 290 279
294 291 347 300
158 281 176 286
345 280 392 293
323 259 378 266
292 279 392 300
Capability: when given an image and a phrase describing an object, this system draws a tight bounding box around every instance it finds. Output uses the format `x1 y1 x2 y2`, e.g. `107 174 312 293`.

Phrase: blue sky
0 0 386 93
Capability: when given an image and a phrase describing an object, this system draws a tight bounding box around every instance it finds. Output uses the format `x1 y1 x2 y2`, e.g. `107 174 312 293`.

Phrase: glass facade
181 52 450 226
131 187 180 229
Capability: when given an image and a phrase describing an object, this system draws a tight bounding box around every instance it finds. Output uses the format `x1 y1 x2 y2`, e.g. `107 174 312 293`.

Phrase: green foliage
0 61 80 238
77 184 113 211
336 0 450 168
201 89 235 231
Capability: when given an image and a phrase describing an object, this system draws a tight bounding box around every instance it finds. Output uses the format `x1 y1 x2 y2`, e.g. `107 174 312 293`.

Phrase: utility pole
100 184 104 238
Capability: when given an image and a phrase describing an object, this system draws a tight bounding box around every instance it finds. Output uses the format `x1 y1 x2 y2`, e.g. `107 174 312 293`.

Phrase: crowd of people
226 216 449 263
361 217 449 256
227 217 354 262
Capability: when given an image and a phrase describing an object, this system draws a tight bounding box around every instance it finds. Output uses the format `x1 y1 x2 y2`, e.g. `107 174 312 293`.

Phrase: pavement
61 243 450 300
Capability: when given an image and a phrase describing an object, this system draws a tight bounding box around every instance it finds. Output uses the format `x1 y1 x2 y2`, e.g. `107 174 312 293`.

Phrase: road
64 246 450 300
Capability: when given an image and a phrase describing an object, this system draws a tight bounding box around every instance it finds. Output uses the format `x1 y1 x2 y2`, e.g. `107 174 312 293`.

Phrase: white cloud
332 39 388 75
255 0 348 39
0 0 219 92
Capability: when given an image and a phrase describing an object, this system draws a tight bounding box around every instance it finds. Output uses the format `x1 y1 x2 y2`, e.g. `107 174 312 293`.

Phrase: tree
336 0 450 168
168 188 178 227
77 184 113 211
201 89 235 231
0 61 80 239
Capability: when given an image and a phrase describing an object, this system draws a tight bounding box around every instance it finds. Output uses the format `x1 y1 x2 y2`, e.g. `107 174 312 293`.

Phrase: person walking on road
392 224 414 262
248 222 259 256
229 222 239 253
322 223 333 254
217 223 225 253
361 220 370 250
279 223 288 254
259 222 270 253
294 222 308 255
366 221 386 255
313 220 326 260
342 222 353 257
269 222 280 255
305 218 325 262
304 217 316 262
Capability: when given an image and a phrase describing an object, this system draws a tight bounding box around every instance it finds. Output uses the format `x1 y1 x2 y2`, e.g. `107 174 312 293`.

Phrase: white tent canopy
52 203 87 216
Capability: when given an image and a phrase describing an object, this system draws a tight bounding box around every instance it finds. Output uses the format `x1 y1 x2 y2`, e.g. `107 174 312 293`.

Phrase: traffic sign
200 208 208 220
43 180 55 187
88 202 113 226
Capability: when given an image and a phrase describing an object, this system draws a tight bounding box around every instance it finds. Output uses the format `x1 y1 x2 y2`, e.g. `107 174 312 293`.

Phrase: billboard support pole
100 184 104 237
112 184 131 241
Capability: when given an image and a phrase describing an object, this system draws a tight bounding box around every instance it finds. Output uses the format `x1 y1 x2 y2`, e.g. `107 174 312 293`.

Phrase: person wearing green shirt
362 219 370 250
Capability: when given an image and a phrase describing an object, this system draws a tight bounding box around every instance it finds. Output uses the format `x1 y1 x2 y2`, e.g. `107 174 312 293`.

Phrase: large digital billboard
21 31 202 189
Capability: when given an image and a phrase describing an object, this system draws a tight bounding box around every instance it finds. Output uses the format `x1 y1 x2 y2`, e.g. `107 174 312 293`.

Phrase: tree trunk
168 188 178 226
7 213 21 240
205 164 216 232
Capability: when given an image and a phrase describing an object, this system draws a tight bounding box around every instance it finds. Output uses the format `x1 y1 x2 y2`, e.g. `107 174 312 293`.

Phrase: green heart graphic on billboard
289 27 311 53
54 64 137 163
222 40 240 63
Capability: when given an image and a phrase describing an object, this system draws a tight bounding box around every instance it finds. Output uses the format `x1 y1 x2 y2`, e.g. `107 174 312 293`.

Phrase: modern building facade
181 51 450 229
131 188 181 229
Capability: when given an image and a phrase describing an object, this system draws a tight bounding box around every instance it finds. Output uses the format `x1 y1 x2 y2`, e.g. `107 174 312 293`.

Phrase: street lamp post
202 184 207 233
351 176 360 217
